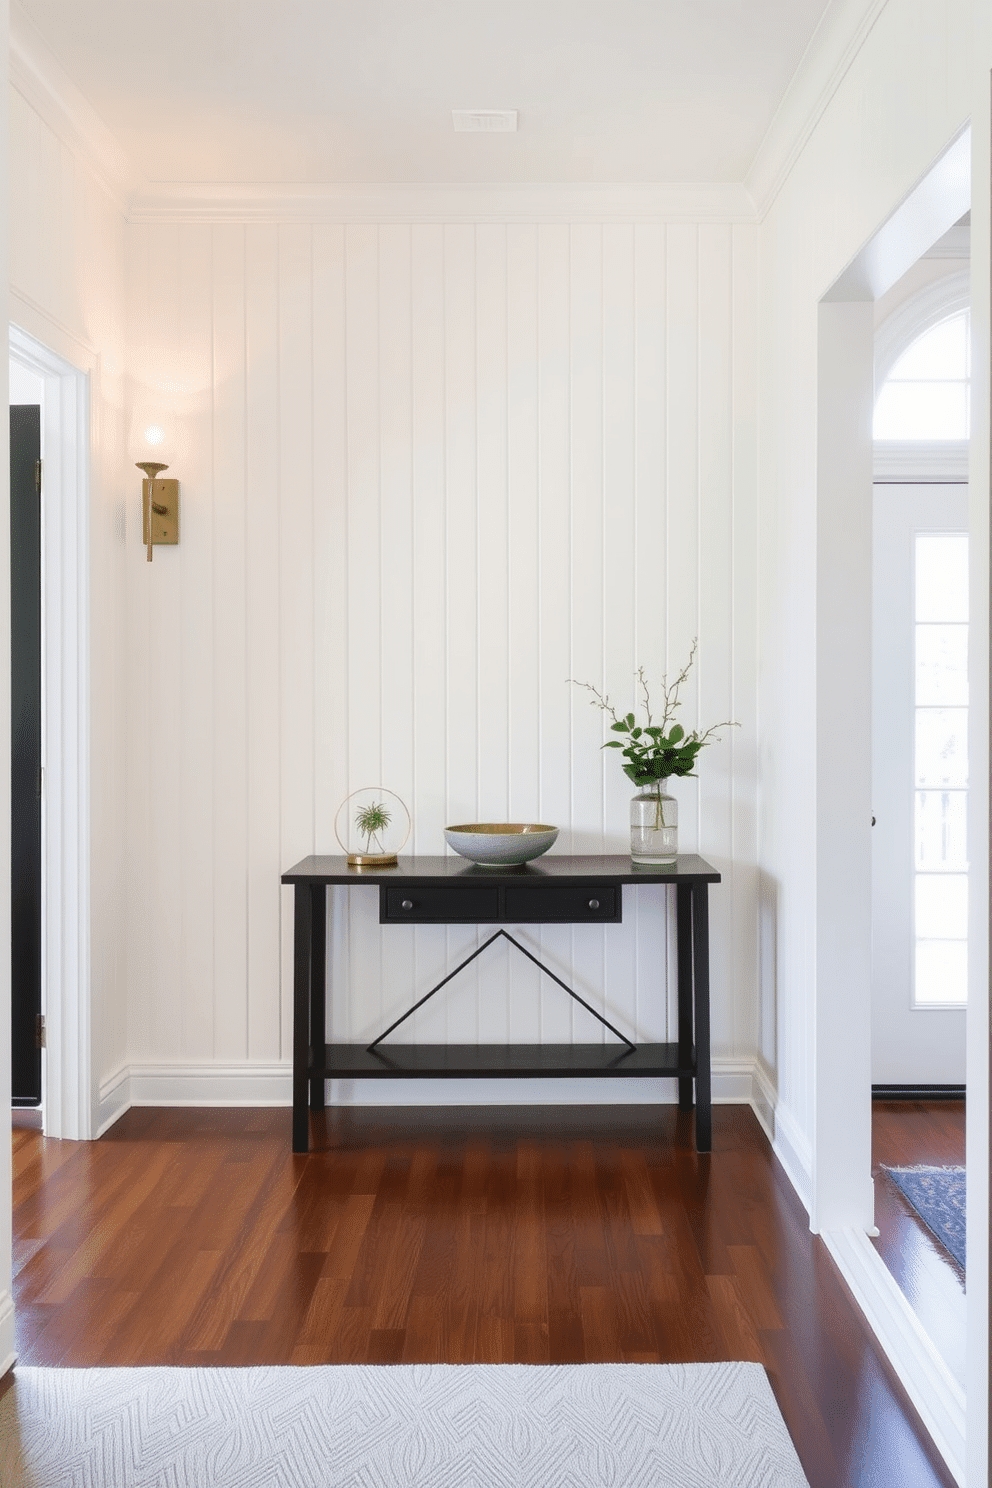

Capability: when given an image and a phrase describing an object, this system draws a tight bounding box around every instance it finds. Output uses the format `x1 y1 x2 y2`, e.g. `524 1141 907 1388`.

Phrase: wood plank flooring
871 1098 966 1385
12 1103 955 1488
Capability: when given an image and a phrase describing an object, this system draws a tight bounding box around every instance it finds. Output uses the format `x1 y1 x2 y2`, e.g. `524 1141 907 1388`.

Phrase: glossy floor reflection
871 1098 966 1387
13 1103 957 1488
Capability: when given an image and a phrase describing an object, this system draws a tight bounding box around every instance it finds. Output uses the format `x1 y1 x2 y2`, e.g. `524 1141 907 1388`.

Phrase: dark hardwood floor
871 1098 966 1384
12 1103 955 1488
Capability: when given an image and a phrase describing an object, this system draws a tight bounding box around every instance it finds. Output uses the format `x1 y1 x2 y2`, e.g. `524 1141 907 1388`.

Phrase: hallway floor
12 1103 956 1488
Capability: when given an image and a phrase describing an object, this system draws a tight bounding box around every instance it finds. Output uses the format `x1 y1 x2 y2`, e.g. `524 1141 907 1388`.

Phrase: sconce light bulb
144 425 165 446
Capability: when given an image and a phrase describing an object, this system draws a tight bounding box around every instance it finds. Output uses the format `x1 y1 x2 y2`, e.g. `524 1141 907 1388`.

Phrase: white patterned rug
0 1362 810 1487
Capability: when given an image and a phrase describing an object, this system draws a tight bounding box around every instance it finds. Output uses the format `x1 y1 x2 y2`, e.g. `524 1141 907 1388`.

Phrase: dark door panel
11 404 42 1106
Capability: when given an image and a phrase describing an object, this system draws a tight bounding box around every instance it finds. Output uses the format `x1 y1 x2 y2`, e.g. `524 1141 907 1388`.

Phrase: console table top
282 852 720 887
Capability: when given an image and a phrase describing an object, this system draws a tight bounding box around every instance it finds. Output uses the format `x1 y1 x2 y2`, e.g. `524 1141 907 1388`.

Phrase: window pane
916 624 968 705
916 791 968 870
916 873 968 938
916 533 969 622
873 381 969 440
890 314 968 380
915 940 968 1005
915 708 968 787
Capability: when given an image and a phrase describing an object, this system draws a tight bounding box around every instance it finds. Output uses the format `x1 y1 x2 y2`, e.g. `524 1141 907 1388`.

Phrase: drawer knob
588 898 600 910
401 899 414 911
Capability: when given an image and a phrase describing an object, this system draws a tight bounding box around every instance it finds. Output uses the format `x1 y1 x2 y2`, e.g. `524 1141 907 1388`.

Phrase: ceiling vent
452 110 518 133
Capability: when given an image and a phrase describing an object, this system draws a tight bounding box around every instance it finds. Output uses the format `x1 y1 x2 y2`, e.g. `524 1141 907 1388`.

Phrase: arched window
873 272 970 481
874 309 970 440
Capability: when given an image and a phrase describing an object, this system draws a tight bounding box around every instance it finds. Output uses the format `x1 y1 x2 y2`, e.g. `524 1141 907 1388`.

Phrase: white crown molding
924 225 971 261
127 180 758 226
745 0 893 219
9 2 140 214
873 441 970 483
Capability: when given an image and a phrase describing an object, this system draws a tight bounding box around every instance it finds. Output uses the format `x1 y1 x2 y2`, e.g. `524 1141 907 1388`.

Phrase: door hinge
36 1014 46 1049
35 459 42 498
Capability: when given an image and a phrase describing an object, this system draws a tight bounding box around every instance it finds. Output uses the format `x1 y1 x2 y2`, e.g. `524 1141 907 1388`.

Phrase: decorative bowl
444 823 559 867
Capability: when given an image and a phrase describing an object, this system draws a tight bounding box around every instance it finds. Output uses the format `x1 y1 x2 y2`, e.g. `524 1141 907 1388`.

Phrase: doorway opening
869 264 970 1393
9 325 92 1141
813 125 975 1483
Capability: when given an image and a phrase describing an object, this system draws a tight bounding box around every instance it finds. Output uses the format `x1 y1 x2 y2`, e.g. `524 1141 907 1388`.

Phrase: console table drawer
503 884 620 923
382 885 500 923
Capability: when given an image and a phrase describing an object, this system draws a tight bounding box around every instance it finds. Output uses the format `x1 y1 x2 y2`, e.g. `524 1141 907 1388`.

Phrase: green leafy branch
570 640 737 788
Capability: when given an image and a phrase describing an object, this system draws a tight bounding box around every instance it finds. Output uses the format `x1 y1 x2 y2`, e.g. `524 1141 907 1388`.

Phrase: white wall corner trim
9 8 138 213
95 1064 131 1138
97 1057 771 1122
745 0 894 217
126 180 758 226
9 327 93 1142
0 1289 16 1378
770 1100 813 1217
822 1227 966 1487
750 1059 777 1146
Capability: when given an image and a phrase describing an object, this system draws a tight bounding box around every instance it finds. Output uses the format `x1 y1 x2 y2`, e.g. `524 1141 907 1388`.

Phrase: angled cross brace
366 928 637 1054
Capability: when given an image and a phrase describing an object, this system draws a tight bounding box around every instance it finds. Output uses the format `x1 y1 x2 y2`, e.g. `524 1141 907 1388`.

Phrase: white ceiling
15 0 836 186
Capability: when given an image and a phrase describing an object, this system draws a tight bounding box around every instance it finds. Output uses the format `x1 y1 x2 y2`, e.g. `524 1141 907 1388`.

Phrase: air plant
355 799 392 855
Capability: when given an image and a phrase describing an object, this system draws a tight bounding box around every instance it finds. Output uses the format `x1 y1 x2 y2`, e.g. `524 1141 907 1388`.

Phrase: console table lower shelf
314 1042 695 1078
282 853 721 1156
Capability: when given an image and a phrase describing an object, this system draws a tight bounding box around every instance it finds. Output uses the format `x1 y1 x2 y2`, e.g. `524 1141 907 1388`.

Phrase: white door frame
813 126 977 1484
9 324 91 1141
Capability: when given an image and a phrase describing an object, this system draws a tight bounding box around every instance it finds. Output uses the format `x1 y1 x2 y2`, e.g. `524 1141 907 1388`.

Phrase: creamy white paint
2 3 990 1477
122 218 759 1083
756 0 988 1475
13 0 833 187
8 75 129 1136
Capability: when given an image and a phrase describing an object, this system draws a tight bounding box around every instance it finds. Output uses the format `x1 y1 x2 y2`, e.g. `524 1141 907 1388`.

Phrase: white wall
8 81 129 1120
122 218 759 1097
755 0 988 1474
757 0 974 1194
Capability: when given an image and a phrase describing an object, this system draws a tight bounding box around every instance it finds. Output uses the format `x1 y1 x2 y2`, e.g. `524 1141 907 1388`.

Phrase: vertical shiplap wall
8 84 129 1109
125 218 758 1074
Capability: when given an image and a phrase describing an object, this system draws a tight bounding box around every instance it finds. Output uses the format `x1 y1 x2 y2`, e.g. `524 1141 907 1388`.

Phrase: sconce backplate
141 478 179 547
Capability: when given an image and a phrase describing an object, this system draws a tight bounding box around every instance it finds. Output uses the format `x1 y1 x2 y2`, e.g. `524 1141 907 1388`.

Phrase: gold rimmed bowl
443 823 559 867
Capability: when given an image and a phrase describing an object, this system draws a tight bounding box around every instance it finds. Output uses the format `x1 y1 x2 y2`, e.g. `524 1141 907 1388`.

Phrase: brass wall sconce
136 461 180 562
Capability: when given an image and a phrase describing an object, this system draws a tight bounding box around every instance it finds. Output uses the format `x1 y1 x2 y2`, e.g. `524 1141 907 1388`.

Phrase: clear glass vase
630 779 678 865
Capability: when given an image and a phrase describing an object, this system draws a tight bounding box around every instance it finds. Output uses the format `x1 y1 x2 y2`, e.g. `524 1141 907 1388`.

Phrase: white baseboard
769 1098 813 1216
0 1288 16 1379
96 1056 769 1125
822 1227 965 1487
95 1065 131 1137
750 1060 777 1146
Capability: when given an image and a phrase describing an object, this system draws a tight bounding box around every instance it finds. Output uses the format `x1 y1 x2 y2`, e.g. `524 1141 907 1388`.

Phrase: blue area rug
883 1164 966 1272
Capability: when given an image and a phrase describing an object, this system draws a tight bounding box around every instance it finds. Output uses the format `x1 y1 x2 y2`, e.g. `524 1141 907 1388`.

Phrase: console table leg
676 884 694 1111
292 883 312 1153
691 884 712 1153
309 885 326 1111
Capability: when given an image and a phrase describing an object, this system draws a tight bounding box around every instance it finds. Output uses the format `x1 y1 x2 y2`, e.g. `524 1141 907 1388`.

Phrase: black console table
282 853 721 1154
